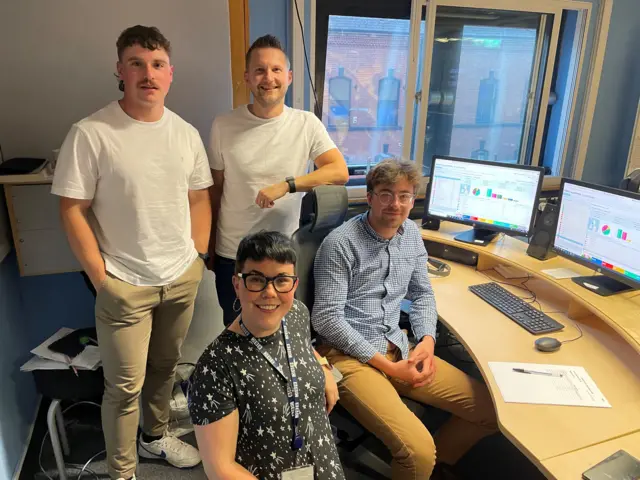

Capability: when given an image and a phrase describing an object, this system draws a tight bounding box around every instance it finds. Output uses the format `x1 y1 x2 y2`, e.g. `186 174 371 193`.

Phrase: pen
513 368 563 377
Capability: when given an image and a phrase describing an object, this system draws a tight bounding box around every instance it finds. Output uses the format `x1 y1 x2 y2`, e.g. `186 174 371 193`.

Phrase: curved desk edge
420 222 640 355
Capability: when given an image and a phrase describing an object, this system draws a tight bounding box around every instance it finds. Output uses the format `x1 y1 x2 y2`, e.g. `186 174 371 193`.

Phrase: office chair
291 186 444 478
620 169 640 193
292 185 348 307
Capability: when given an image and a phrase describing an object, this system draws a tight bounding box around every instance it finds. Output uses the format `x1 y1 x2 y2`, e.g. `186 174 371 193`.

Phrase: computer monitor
426 156 544 245
553 179 640 296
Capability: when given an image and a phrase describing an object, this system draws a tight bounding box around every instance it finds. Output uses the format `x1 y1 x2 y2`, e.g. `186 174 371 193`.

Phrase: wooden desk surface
541 431 640 479
0 168 53 185
422 222 640 352
421 222 640 476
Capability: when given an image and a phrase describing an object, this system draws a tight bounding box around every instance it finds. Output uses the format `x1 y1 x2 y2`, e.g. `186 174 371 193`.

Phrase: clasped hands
390 336 437 388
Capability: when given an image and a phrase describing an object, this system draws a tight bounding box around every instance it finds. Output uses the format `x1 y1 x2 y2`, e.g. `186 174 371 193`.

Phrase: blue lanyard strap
239 317 303 450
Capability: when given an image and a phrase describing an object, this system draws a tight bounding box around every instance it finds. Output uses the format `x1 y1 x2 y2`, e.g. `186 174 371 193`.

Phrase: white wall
0 0 233 159
0 1 232 477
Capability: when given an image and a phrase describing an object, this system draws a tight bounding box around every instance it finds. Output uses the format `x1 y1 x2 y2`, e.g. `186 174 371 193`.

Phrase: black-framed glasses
237 273 298 293
373 191 416 206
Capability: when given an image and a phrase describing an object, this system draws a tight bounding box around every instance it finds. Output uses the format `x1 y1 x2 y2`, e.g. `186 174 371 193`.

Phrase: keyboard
468 282 564 334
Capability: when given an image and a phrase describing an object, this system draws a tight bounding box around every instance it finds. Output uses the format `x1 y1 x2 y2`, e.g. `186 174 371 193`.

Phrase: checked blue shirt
311 212 438 364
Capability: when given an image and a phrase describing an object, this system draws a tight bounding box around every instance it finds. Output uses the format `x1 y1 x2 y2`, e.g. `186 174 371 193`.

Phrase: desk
0 169 80 275
542 431 640 479
421 221 640 479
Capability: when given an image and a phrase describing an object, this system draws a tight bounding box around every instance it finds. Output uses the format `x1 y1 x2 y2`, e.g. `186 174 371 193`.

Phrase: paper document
20 356 70 372
542 268 581 279
488 362 611 408
26 327 102 371
30 327 75 364
71 346 101 370
495 264 528 279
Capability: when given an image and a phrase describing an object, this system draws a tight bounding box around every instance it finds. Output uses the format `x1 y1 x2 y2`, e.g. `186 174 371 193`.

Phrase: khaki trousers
321 345 498 480
95 258 204 479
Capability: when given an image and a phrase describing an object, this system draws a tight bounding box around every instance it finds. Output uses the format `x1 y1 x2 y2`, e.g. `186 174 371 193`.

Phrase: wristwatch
285 176 297 194
317 356 332 370
198 252 210 263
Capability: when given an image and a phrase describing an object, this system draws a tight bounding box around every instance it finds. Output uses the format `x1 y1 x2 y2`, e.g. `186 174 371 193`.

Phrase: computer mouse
534 337 562 352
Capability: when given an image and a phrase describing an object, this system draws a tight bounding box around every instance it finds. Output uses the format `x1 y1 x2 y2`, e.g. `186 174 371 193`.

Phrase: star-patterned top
188 299 345 480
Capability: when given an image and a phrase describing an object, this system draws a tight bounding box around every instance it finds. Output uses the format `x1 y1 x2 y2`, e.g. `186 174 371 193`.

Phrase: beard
253 84 287 107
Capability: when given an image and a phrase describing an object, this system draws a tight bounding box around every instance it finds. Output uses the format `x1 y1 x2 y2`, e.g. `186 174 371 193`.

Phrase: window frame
296 0 611 199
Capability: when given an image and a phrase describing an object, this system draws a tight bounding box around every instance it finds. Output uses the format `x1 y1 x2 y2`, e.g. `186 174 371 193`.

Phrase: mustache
138 81 159 89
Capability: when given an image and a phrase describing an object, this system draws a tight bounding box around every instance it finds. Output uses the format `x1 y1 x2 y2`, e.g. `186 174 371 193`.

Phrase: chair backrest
619 169 640 193
292 185 348 310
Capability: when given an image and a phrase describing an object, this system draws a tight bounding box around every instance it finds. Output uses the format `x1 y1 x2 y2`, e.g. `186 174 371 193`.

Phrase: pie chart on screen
601 225 611 235
473 188 481 196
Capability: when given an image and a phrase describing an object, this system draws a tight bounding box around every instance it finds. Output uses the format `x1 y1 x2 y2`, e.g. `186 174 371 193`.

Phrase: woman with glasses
188 231 344 480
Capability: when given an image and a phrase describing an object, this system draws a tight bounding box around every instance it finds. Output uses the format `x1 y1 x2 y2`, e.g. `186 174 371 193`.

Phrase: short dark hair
116 25 171 61
366 158 421 193
235 231 297 274
245 34 290 69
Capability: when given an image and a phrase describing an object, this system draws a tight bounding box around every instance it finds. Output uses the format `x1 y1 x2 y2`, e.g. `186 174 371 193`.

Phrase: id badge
281 465 314 480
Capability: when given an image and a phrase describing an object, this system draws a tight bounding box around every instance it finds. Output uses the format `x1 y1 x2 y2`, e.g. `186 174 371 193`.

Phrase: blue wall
0 251 95 478
0 253 37 479
249 0 289 47
582 0 640 186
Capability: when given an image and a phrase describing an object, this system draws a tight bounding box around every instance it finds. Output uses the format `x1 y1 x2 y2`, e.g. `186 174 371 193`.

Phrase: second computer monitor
426 156 544 245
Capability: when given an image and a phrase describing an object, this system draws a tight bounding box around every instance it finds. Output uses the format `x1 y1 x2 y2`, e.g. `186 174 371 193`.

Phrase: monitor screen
427 157 543 236
554 180 640 287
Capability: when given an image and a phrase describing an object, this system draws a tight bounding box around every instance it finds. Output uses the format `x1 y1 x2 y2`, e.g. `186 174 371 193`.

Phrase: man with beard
312 159 498 480
207 35 349 326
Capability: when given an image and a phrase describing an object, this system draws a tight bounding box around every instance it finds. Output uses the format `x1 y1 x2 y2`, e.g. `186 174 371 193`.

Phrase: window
316 1 415 183
327 67 352 128
417 8 545 172
378 69 401 127
314 0 596 188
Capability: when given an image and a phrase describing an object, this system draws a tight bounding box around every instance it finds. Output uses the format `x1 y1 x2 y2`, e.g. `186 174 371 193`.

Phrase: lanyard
239 317 303 450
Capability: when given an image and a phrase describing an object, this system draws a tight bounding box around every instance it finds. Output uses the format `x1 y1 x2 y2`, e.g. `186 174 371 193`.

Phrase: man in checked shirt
312 159 498 480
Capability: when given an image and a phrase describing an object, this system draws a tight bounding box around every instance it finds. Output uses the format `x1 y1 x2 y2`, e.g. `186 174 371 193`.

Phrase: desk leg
47 400 68 480
55 402 70 455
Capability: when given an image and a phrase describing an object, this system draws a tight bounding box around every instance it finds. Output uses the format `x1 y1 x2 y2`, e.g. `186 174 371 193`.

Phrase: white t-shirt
210 105 336 259
51 101 213 286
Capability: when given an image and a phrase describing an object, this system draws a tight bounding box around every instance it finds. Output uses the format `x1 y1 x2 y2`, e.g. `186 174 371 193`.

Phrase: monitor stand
572 275 633 297
454 227 498 246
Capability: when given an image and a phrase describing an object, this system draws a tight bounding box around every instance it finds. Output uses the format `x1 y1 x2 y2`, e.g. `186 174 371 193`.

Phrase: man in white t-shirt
52 26 211 480
208 35 349 325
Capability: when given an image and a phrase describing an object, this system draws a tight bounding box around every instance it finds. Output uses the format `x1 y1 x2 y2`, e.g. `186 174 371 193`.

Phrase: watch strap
286 176 296 193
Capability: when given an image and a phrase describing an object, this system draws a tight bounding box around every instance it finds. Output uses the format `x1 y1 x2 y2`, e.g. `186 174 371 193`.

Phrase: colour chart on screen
554 182 640 284
428 158 541 234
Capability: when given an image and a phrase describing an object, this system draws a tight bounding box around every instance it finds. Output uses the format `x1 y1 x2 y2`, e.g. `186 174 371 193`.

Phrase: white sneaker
168 416 195 438
138 431 201 468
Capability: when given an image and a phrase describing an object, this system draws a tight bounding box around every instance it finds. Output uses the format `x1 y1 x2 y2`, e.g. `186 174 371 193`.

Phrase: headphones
427 257 451 277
